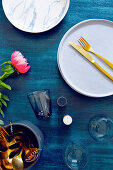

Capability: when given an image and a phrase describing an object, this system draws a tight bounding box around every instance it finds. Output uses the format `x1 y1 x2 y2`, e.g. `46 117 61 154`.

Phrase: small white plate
2 0 70 33
57 19 113 97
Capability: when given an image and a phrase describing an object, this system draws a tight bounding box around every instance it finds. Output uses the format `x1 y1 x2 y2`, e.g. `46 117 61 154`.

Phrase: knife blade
69 42 95 63
69 42 113 81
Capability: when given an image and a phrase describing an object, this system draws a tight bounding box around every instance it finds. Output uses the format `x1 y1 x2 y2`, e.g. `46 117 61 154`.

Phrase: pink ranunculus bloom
11 51 30 73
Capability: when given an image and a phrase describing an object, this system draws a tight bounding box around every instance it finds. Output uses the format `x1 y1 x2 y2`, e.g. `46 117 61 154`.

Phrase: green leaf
7 70 15 75
0 108 4 118
0 120 4 125
0 102 2 108
1 65 11 71
0 93 1 99
1 94 9 101
0 85 5 89
0 73 12 81
0 99 7 107
0 80 11 90
1 65 15 73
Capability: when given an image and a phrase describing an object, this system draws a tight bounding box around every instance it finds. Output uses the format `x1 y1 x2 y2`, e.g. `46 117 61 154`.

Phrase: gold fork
78 36 113 69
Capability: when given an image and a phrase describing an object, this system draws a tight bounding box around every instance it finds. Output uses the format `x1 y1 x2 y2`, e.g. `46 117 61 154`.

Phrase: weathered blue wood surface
0 0 113 169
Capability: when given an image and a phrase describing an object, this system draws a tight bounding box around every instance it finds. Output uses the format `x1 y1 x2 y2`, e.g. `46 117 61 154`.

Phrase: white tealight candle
63 115 72 125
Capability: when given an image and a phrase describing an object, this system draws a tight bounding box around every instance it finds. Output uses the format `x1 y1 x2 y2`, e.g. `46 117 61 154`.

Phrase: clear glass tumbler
63 142 88 170
27 90 51 119
88 114 113 142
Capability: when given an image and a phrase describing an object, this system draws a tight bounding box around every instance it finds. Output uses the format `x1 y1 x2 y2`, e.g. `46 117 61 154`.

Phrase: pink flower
11 51 30 73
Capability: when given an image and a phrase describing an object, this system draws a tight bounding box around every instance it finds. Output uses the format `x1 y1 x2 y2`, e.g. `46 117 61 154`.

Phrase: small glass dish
57 96 67 107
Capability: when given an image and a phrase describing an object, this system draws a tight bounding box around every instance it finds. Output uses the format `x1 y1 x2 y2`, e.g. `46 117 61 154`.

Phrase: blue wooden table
0 0 113 169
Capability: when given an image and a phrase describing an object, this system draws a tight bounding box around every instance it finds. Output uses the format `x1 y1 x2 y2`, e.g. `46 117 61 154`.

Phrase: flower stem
0 62 8 67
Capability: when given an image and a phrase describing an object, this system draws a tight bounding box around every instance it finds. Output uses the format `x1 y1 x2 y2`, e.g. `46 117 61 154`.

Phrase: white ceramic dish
2 0 70 33
57 19 113 97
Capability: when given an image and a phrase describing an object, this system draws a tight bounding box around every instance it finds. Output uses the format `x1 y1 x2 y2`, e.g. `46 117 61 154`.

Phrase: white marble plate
57 19 113 97
2 0 70 33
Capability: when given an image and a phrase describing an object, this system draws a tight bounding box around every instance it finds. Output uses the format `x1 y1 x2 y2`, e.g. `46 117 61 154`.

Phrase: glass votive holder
57 96 67 107
63 115 72 125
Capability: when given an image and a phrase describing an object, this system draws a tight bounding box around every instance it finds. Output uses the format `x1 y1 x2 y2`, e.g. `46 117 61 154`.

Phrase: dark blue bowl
5 121 44 169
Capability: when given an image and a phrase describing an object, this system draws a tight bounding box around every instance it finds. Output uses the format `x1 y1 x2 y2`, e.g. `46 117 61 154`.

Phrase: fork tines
78 36 89 48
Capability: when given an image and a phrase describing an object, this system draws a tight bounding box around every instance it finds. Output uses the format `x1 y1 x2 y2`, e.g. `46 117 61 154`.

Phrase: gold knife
69 42 113 81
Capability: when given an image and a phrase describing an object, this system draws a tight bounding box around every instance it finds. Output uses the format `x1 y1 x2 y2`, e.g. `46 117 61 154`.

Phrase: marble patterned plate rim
2 0 70 33
57 19 113 98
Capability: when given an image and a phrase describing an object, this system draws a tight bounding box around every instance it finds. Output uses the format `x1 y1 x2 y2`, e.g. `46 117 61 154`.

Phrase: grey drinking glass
88 114 113 142
63 142 88 170
28 90 51 119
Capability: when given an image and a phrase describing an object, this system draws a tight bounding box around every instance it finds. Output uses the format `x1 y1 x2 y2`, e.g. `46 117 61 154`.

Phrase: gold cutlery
0 138 8 151
3 158 13 169
25 153 38 163
0 127 10 137
0 127 11 144
0 134 21 152
12 149 24 170
21 143 40 162
69 42 113 81
0 125 40 169
78 36 113 69
0 148 19 159
0 159 3 168
25 148 40 162
10 122 13 134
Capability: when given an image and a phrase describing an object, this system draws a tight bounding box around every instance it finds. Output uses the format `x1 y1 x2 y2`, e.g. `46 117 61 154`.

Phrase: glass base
63 142 88 170
67 148 87 170
88 114 113 142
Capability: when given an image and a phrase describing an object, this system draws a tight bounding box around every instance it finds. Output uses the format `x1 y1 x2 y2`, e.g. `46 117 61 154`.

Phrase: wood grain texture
0 0 113 169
